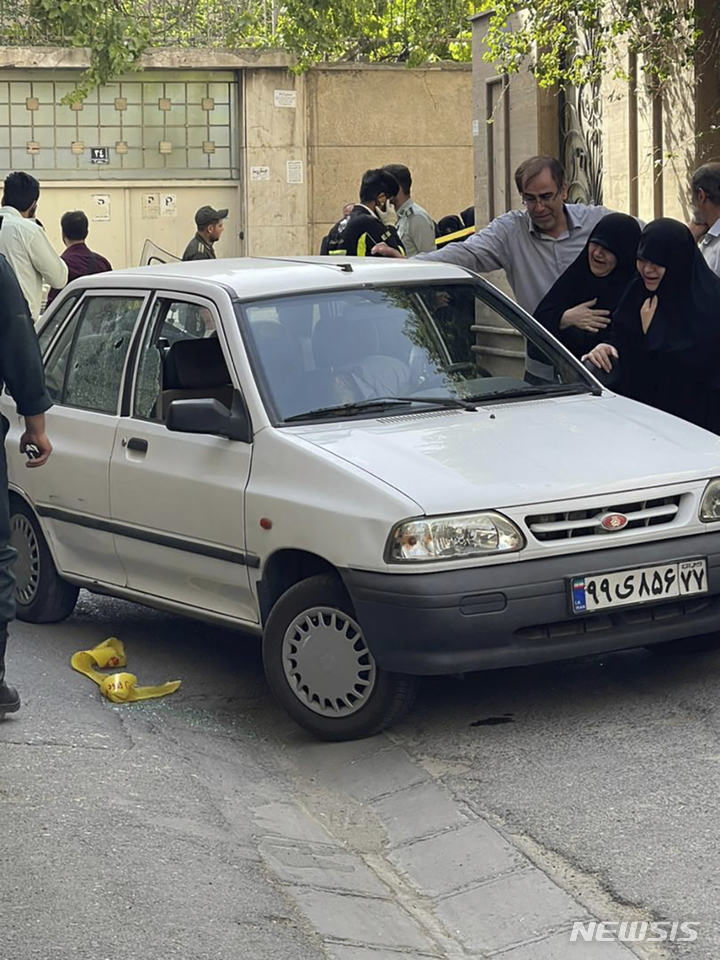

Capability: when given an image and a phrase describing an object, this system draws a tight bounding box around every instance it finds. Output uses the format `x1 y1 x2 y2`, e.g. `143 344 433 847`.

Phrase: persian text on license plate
570 559 707 614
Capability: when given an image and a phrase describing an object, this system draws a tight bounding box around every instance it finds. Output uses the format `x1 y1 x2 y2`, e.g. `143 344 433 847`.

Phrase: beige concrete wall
602 57 694 223
472 11 539 229
241 68 310 257
3 53 472 260
306 64 473 255
38 182 242 268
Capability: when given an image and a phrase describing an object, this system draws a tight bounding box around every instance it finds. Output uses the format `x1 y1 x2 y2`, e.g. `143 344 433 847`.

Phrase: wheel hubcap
282 606 377 717
10 514 40 604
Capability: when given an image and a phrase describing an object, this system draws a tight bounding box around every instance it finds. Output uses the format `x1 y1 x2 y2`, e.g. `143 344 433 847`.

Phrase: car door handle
126 437 148 453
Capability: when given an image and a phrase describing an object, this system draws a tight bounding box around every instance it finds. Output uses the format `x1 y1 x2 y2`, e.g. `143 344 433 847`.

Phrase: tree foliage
15 0 476 103
477 0 702 91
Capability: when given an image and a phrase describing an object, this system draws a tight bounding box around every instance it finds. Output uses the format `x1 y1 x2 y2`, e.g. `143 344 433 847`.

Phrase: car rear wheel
263 573 419 741
10 499 79 623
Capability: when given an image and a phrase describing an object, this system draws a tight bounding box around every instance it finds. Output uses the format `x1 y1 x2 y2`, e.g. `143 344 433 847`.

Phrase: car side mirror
166 391 252 442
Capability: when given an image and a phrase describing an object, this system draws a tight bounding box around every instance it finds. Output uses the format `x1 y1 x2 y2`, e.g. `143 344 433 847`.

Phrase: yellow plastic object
71 637 181 703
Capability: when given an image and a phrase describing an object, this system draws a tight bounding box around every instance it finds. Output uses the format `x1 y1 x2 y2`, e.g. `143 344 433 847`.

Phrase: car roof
75 256 478 302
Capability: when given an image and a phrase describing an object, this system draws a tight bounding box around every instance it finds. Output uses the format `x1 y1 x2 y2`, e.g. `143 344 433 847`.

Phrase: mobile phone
25 444 40 460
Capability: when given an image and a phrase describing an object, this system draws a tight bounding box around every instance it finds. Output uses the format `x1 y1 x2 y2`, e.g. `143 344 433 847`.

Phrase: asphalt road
0 593 328 960
2 591 718 958
391 647 720 959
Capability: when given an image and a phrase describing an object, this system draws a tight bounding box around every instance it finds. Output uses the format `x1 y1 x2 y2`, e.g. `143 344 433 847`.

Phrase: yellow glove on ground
71 637 181 703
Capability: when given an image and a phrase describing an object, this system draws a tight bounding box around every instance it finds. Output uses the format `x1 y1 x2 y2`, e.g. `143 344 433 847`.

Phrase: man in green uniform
182 205 229 261
384 163 437 255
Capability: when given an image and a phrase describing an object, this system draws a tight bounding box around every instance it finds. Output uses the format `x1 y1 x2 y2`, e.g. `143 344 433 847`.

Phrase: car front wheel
263 574 418 741
9 498 79 623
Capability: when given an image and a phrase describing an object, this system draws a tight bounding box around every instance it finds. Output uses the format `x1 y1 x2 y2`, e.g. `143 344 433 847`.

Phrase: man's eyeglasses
521 188 561 207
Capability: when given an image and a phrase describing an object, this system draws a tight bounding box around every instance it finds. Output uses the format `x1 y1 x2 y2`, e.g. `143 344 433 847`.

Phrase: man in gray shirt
374 156 614 315
689 162 720 277
384 163 437 256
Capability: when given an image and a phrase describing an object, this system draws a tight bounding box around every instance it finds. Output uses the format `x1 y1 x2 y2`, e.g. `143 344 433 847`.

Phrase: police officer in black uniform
182 205 229 261
321 169 404 257
0 255 53 715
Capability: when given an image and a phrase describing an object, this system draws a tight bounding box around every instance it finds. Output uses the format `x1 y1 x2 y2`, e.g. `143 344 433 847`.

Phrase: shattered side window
46 295 145 414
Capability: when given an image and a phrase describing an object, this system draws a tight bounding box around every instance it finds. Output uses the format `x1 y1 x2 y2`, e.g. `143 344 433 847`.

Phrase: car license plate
570 559 708 614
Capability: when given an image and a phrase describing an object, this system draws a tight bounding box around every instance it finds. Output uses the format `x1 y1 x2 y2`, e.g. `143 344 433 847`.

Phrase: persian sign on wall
160 194 177 218
142 194 160 219
274 90 297 108
91 147 110 165
286 161 303 185
91 194 111 221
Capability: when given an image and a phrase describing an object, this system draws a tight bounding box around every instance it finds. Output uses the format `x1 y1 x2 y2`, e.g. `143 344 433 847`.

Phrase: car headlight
700 479 720 521
388 512 525 562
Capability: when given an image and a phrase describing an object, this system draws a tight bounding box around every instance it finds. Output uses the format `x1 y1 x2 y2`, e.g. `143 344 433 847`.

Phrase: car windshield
235 282 594 423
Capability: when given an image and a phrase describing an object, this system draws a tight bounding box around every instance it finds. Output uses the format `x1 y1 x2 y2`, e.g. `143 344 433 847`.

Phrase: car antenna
337 263 353 272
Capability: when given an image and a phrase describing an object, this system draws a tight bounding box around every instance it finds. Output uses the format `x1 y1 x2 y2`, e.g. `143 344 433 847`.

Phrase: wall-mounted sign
274 89 297 108
91 194 111 222
142 193 160 219
286 160 303 185
91 147 109 165
251 166 271 181
160 194 177 217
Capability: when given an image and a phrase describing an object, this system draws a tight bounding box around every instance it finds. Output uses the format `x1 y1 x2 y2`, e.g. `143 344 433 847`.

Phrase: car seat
160 337 234 418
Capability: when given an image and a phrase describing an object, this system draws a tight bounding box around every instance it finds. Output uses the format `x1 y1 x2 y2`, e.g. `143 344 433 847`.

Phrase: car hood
290 394 720 514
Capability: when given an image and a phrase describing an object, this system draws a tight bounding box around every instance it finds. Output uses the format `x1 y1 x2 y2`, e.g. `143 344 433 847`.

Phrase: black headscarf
534 213 641 357
610 217 720 430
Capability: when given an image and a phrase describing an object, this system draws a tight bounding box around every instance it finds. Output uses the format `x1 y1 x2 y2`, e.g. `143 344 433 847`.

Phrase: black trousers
0 415 16 663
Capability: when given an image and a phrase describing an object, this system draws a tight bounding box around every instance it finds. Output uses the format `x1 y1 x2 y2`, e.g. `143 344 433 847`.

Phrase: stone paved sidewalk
252 735 647 959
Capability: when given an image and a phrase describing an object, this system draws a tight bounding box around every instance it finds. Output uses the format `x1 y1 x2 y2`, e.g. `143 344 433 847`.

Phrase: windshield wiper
464 383 599 404
283 395 477 423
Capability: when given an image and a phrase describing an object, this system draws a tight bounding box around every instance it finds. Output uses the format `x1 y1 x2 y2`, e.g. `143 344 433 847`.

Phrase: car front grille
526 494 683 542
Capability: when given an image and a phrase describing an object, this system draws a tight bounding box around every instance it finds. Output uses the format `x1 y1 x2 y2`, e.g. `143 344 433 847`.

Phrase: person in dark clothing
321 169 404 257
534 213 641 358
0 254 53 714
182 205 228 261
460 206 475 228
46 210 112 306
585 218 720 432
319 203 354 256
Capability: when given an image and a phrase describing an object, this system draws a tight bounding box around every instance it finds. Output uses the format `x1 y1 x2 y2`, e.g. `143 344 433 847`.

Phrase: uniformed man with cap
182 205 229 261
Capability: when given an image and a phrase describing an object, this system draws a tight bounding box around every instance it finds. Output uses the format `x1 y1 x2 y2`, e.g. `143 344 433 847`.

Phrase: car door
108 293 257 624
10 290 150 585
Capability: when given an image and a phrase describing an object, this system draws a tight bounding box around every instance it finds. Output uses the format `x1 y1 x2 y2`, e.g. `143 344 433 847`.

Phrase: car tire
263 573 419 741
646 633 720 655
10 498 79 623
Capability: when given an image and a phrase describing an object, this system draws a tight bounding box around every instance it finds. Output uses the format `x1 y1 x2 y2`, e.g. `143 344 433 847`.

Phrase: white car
6 257 720 740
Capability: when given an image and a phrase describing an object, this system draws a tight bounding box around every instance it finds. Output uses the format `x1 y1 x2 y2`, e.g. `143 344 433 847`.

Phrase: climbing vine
14 0 476 102
477 0 703 90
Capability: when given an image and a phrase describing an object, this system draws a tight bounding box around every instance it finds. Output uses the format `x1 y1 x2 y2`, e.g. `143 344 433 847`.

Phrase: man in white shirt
0 172 68 320
689 162 720 276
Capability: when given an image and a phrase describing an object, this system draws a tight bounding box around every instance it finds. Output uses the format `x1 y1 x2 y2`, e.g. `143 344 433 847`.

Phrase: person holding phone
0 253 52 715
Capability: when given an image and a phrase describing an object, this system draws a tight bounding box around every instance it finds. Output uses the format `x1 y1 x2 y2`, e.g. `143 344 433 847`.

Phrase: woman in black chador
585 217 720 432
535 212 641 358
